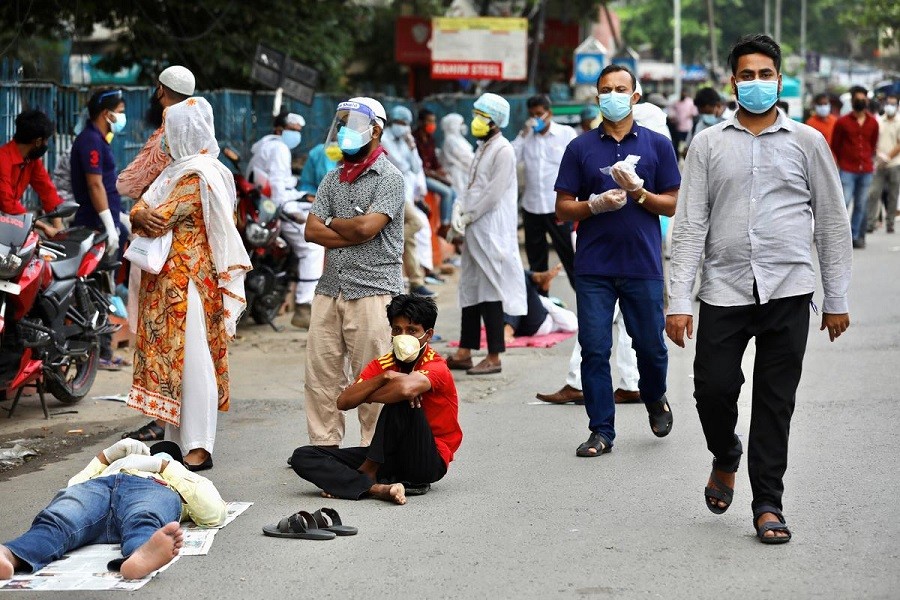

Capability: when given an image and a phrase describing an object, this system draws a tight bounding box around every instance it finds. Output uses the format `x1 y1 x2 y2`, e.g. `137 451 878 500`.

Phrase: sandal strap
709 472 735 500
577 432 610 453
752 504 785 523
705 487 732 504
321 507 343 527
278 513 308 534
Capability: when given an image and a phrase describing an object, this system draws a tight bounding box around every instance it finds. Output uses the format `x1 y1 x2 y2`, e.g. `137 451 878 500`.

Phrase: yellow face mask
324 144 343 162
470 115 491 138
325 144 344 162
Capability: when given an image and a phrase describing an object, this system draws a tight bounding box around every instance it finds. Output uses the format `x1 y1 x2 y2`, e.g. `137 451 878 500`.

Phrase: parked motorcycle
0 202 119 416
222 147 303 330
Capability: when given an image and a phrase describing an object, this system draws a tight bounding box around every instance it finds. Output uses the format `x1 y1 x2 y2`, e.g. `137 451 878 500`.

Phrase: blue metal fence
1 81 532 209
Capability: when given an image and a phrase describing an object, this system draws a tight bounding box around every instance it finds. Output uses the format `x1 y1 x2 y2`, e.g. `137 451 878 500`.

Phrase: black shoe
647 396 673 437
185 455 213 472
122 420 165 441
852 238 866 249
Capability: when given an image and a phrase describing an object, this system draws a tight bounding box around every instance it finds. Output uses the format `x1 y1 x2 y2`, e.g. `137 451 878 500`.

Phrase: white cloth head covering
390 105 413 123
441 112 464 135
144 97 251 336
473 93 510 128
285 113 305 127
159 66 196 96
348 97 387 127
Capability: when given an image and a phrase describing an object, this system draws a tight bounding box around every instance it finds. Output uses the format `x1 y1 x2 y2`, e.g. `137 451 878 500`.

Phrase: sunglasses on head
97 89 124 102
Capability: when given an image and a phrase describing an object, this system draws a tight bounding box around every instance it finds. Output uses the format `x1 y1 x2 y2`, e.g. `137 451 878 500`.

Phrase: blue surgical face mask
735 80 779 114
598 92 633 123
282 129 302 150
700 114 720 126
108 112 127 134
532 114 547 133
337 126 369 156
390 123 410 138
814 104 831 118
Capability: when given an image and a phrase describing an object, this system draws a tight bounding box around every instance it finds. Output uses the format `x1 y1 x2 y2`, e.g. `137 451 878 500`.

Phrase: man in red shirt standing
289 295 462 505
0 109 63 236
805 93 838 145
831 86 879 248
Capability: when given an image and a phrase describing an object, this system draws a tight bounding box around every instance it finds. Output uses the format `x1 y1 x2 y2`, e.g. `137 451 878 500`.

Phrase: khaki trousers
403 203 424 289
304 293 390 446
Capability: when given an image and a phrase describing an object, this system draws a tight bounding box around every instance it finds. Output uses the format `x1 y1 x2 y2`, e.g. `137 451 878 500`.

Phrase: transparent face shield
324 101 378 158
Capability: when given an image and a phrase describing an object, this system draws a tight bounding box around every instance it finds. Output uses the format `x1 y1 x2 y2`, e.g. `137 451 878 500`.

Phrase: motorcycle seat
48 228 95 280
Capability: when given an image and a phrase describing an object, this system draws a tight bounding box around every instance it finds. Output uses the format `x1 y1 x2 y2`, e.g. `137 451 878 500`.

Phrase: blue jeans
840 170 873 241
575 275 668 444
4 474 182 572
426 178 457 224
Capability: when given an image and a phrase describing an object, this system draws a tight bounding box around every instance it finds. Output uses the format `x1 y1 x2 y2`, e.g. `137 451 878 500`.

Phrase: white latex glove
118 212 132 237
522 118 536 135
587 189 628 215
610 161 644 192
98 209 120 257
107 453 164 474
102 438 150 463
451 203 473 235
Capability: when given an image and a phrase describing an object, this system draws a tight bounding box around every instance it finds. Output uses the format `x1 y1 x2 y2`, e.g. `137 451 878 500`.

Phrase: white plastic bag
123 231 173 275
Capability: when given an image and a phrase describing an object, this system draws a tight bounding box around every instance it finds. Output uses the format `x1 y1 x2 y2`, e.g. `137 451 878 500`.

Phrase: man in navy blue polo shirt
71 88 127 260
555 65 681 458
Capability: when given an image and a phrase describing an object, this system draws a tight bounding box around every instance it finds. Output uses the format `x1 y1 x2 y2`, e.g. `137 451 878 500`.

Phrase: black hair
693 87 722 109
417 109 434 122
13 109 54 144
813 92 829 104
160 83 189 104
776 100 790 112
727 34 781 75
526 94 551 110
596 64 636 92
849 85 868 97
145 91 164 129
274 110 289 129
386 294 438 331
88 88 124 120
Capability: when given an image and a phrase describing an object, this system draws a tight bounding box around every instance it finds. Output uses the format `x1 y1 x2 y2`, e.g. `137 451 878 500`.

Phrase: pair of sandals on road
263 508 358 540
575 396 674 458
705 465 792 544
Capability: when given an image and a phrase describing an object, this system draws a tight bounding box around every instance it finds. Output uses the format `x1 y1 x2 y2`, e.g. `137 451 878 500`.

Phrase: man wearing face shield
304 98 407 448
555 65 681 458
246 111 324 328
289 294 461 504
445 93 527 376
0 109 64 237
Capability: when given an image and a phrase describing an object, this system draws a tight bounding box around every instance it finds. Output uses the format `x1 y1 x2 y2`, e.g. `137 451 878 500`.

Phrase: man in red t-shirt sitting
290 295 462 505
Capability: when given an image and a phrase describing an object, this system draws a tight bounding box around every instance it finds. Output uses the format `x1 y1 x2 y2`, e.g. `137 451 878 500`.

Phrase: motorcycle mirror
41 201 79 221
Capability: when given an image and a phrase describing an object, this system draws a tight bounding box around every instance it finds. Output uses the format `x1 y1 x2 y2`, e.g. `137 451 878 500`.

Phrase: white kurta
458 134 526 315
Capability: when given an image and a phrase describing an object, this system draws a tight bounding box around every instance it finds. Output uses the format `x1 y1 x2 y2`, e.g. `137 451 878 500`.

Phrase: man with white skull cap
158 65 196 97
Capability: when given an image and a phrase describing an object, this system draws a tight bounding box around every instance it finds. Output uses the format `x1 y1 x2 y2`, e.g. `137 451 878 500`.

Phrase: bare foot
357 459 379 481
120 522 183 580
0 545 19 579
532 264 563 293
369 483 406 505
503 324 516 344
321 491 337 499
706 469 735 511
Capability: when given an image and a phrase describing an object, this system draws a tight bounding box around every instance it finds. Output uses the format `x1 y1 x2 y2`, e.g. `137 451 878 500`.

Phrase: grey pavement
1 233 899 599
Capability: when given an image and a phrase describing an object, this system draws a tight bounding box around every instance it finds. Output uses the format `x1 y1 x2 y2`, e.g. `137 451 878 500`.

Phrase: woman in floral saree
127 97 250 470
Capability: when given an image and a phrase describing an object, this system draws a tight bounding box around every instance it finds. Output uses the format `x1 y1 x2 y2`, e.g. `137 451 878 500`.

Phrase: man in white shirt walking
512 95 577 285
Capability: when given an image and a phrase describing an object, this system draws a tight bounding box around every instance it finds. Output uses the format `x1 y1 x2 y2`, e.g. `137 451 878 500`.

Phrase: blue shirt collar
598 121 640 140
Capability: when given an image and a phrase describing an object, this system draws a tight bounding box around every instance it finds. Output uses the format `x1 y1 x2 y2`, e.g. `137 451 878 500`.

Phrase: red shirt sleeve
0 152 21 214
27 159 62 212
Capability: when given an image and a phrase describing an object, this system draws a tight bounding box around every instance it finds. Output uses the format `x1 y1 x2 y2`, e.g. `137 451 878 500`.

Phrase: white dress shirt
512 121 577 214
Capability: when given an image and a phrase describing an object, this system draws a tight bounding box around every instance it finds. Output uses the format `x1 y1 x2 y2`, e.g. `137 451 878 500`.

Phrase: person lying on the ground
290 294 463 505
0 439 225 581
503 267 577 343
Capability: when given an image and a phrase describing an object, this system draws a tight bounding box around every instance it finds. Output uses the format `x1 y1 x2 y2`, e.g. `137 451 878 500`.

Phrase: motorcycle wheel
44 343 100 405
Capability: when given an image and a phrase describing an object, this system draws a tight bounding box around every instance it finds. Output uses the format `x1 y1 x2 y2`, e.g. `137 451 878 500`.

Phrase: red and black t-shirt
356 345 462 467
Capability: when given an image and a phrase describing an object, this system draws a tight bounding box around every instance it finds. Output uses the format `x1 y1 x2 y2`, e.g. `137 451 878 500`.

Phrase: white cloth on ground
165 279 218 454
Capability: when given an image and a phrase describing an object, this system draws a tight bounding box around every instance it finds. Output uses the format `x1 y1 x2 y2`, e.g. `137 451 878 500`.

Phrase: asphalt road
1 232 898 599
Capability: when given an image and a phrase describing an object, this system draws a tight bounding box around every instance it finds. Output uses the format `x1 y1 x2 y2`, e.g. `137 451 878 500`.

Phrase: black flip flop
312 508 358 536
122 420 165 441
263 511 336 540
753 505 792 545
575 432 612 457
704 465 735 514
646 397 673 438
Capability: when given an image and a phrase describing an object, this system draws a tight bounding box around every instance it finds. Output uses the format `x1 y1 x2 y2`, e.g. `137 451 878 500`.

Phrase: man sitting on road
0 439 225 580
290 295 462 505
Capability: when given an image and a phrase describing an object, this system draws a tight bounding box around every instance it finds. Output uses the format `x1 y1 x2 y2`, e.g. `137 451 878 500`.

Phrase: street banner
430 17 528 81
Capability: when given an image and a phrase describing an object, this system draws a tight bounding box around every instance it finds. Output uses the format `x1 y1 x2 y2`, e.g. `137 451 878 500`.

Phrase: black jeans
460 301 505 354
504 271 548 337
290 402 446 500
521 210 575 291
693 293 811 511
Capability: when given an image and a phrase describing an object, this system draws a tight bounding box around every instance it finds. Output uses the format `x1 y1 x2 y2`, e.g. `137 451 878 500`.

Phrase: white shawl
142 97 251 336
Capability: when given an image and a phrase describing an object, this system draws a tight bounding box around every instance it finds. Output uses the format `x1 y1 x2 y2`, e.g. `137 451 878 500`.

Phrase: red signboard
431 61 505 80
395 16 432 66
